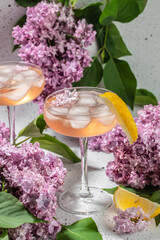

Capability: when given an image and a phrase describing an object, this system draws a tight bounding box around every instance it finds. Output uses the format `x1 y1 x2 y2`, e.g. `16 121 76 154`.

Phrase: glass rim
45 86 109 99
44 86 114 117
0 61 44 85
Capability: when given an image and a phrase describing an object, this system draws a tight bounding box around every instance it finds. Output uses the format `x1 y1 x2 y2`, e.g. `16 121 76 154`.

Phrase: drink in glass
0 61 45 143
44 87 118 215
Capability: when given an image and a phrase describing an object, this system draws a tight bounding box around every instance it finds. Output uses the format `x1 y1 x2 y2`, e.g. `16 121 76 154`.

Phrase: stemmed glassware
44 87 118 215
0 61 45 144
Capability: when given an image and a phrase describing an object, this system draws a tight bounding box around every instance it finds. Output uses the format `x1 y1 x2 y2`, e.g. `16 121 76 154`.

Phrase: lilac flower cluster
89 103 160 189
0 121 10 141
8 220 60 240
114 206 150 233
0 123 66 239
51 89 78 107
12 1 96 112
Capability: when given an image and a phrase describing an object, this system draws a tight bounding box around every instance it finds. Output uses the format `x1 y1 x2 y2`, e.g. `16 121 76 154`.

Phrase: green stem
15 137 31 147
99 26 111 62
1 176 5 192
3 189 9 193
103 26 113 59
93 47 104 61
102 0 109 4
13 135 19 145
104 26 109 51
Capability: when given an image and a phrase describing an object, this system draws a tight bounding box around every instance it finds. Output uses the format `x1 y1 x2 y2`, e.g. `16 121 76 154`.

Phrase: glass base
58 187 112 215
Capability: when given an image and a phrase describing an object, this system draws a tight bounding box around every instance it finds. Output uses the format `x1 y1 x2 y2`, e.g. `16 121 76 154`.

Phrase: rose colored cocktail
0 63 44 106
0 61 45 143
44 87 118 215
44 89 117 137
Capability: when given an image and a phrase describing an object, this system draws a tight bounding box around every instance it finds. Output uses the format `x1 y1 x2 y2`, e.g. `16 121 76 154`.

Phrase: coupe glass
44 87 118 215
0 61 45 143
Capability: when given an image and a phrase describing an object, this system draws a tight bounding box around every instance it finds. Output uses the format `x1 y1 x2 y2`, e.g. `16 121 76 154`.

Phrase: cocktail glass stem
79 137 91 198
58 136 112 215
7 106 15 144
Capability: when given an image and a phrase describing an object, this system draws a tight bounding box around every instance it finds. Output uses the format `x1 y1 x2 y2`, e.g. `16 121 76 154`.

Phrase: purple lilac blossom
12 1 96 113
0 122 66 239
51 89 78 107
88 103 160 189
0 121 10 141
114 206 150 233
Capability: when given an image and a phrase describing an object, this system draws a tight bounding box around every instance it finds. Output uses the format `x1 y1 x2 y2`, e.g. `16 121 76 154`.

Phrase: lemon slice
114 187 160 218
100 92 138 143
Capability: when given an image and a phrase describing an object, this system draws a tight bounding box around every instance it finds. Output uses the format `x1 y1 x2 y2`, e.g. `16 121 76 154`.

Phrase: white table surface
0 102 160 240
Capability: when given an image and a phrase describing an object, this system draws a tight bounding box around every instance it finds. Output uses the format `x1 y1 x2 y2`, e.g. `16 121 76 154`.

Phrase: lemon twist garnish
100 92 138 143
114 187 160 218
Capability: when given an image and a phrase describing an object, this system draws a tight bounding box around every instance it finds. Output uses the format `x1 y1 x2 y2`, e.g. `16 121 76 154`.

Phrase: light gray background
0 1 160 239
0 0 160 102
0 0 160 130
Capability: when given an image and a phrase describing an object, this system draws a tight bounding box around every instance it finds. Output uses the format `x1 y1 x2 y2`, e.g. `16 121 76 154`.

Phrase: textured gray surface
0 1 160 239
0 0 160 100
0 1 25 61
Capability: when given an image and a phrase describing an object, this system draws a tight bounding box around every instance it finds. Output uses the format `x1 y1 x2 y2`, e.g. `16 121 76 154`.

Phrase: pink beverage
0 63 45 106
44 87 118 215
44 90 117 138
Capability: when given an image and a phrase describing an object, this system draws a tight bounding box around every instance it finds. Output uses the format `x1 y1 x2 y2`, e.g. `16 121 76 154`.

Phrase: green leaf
0 229 9 240
17 114 46 139
31 134 80 163
55 0 70 5
35 114 47 134
57 218 103 240
150 190 160 204
106 23 131 58
99 0 139 25
119 185 138 194
135 89 158 106
103 186 118 194
103 185 137 195
103 58 137 110
155 214 160 227
70 0 78 7
72 58 103 87
103 185 160 200
0 192 45 228
96 27 110 63
135 186 160 199
97 24 131 63
14 15 27 27
12 45 20 53
15 0 42 7
135 0 148 13
74 3 102 27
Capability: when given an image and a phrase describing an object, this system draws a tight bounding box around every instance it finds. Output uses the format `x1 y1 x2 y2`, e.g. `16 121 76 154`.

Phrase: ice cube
90 104 109 115
69 106 89 115
49 106 69 115
0 67 13 74
0 76 7 83
69 116 91 129
1 84 30 101
79 92 92 98
44 109 59 121
22 69 39 79
13 73 24 82
96 95 106 105
97 112 115 125
33 77 44 87
68 106 90 129
77 96 96 106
